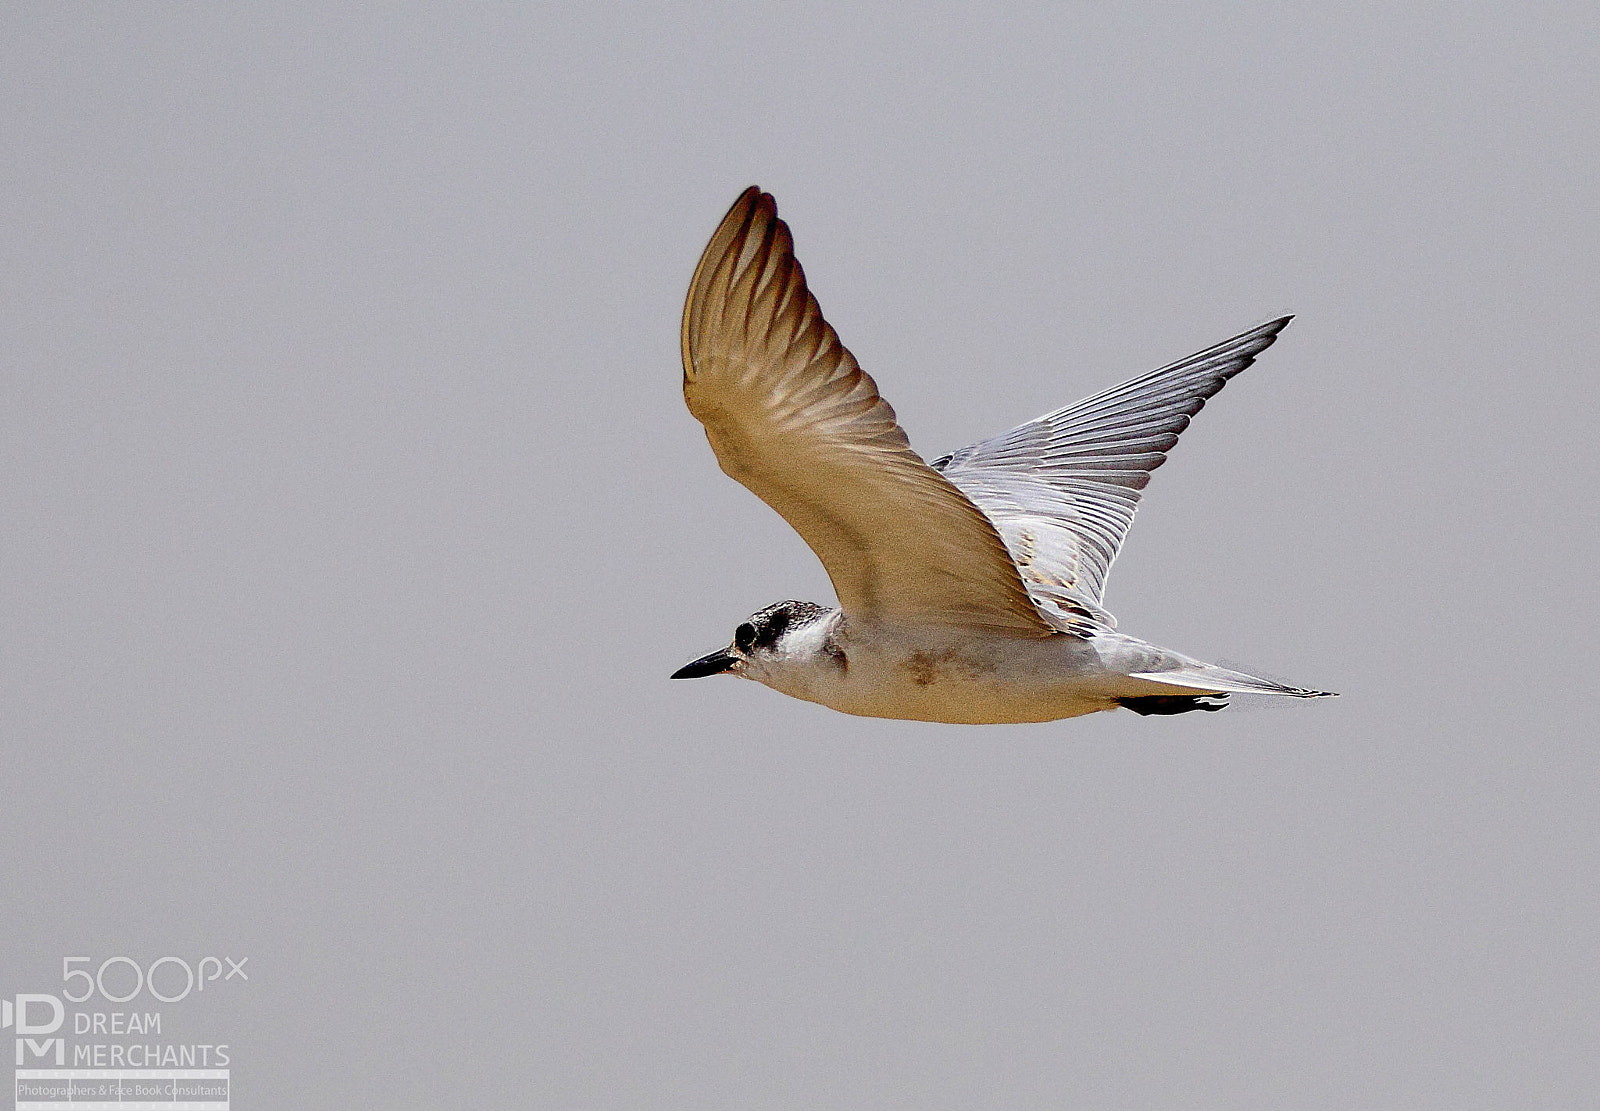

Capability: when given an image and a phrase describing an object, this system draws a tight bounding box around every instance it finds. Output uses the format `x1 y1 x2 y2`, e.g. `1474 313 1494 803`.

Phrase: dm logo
4 995 66 1065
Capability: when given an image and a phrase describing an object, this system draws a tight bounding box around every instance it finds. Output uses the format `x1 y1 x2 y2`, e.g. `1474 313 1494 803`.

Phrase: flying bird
672 187 1333 723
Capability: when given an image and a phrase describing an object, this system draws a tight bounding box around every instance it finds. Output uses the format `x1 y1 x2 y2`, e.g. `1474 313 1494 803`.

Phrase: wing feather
933 317 1293 630
682 188 1051 636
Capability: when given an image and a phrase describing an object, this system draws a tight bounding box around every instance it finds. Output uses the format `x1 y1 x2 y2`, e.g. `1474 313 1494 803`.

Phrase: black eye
734 623 756 652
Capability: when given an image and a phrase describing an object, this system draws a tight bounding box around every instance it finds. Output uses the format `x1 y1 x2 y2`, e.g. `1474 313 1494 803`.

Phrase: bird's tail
1127 662 1336 699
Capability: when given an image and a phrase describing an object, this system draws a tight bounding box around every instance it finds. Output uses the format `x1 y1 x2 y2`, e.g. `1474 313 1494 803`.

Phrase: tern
672 188 1334 723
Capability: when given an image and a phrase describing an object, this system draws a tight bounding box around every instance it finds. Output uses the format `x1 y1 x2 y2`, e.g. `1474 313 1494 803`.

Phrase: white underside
743 619 1285 725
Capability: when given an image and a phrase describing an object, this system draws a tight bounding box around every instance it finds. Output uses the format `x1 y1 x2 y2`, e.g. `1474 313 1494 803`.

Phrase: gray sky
3 3 1597 1107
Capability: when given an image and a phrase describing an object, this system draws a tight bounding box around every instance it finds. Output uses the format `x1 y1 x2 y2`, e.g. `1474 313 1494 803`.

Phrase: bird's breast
776 628 1117 724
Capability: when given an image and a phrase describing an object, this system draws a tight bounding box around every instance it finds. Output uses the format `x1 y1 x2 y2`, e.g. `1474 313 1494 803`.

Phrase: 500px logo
56 955 248 1004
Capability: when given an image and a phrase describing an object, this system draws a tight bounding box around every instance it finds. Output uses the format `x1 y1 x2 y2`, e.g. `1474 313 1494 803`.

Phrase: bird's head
671 600 836 683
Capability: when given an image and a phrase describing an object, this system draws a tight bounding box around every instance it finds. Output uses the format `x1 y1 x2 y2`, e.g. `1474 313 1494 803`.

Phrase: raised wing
682 188 1051 636
932 317 1293 631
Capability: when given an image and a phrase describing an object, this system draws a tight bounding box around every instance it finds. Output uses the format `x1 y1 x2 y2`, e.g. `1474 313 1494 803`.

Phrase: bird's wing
681 188 1052 636
932 317 1292 631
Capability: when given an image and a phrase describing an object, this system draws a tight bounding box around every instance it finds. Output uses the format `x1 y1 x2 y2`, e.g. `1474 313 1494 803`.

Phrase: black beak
671 648 739 679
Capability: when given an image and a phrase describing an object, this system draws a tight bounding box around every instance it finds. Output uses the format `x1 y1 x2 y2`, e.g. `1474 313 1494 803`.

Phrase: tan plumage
681 187 1052 637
